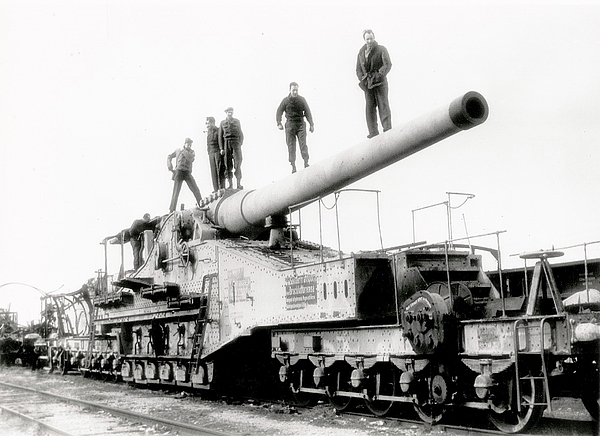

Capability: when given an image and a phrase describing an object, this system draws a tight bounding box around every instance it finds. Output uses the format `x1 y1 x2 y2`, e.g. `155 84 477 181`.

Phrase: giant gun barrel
205 91 489 238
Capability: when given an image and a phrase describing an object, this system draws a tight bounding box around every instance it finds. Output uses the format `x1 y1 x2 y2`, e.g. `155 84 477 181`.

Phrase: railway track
0 367 596 436
0 381 236 436
342 408 598 436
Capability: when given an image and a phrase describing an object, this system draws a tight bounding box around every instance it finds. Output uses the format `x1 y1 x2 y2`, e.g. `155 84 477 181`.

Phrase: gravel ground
0 366 596 436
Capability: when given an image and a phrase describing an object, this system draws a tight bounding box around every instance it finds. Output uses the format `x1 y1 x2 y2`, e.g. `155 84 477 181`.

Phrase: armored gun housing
78 91 600 434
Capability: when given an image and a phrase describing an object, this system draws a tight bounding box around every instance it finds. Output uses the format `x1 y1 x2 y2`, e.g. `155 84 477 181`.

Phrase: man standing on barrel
276 82 315 174
356 29 392 139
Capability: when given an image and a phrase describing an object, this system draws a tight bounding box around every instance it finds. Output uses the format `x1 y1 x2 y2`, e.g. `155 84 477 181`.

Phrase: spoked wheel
489 368 545 433
413 372 448 424
289 361 318 407
414 403 445 424
327 363 354 412
364 364 398 417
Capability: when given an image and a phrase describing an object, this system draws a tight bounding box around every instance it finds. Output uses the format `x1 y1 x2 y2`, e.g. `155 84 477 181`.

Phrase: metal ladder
189 275 213 377
85 305 99 373
513 317 554 412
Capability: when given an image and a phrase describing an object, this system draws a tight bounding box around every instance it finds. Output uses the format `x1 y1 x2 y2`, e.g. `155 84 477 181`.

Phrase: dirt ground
0 366 596 436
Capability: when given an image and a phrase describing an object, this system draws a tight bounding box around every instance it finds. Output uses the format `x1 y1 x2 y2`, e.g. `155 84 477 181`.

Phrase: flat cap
224 107 234 112
184 137 193 144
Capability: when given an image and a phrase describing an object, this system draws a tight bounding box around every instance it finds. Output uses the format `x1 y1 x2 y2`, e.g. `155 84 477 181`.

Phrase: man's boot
227 177 233 189
236 178 243 190
291 163 297 173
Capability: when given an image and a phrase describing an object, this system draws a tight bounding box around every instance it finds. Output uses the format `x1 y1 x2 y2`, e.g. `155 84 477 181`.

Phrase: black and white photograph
1 1 599 435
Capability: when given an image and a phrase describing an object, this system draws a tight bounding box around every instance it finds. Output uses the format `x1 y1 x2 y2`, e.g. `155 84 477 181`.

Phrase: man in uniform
167 137 204 212
129 213 158 269
205 116 224 192
276 82 314 173
356 29 392 138
218 107 244 190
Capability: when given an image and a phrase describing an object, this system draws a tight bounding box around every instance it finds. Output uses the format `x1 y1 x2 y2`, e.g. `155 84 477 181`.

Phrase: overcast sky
2 0 599 324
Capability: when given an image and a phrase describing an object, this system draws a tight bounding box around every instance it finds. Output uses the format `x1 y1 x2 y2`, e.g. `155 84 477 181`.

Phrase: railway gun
20 91 599 434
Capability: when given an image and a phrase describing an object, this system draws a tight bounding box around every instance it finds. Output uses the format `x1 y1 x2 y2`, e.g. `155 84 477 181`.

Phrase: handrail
288 189 385 267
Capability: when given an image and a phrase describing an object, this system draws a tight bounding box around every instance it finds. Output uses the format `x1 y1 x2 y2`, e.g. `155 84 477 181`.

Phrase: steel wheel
364 364 397 417
489 368 545 433
290 361 318 407
414 402 445 424
327 363 354 412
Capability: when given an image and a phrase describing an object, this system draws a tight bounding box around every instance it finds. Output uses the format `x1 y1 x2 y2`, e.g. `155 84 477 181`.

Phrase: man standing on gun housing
276 82 314 173
356 29 392 138
167 137 203 212
205 116 224 192
218 107 244 190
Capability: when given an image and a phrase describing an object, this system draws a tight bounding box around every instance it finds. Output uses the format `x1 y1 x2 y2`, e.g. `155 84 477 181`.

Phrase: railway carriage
51 92 600 433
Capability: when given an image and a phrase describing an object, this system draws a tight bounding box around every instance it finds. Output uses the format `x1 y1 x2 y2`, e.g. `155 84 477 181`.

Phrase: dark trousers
224 139 243 180
364 81 392 137
285 122 309 165
208 151 225 191
169 170 203 212
131 238 143 269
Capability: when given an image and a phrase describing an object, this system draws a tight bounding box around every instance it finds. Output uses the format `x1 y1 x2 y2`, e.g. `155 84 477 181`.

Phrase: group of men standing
123 29 392 271
204 107 244 194
167 108 244 213
166 29 392 213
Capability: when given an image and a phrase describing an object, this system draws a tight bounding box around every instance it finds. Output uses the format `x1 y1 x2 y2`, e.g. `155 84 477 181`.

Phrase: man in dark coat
218 107 244 190
129 213 159 269
356 29 392 138
276 82 315 173
205 116 224 192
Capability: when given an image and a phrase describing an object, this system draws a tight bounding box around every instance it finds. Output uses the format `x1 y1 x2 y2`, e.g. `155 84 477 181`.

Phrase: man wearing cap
129 213 159 269
276 82 314 173
167 137 204 212
218 107 244 189
356 29 392 138
205 116 224 192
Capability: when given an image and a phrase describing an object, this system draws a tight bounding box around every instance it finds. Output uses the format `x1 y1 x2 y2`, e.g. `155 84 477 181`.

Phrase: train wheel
414 403 445 424
364 364 397 417
489 369 544 433
327 363 354 412
292 389 316 407
290 362 318 407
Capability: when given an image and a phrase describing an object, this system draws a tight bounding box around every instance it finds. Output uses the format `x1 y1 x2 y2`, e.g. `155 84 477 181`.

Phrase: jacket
218 117 244 150
356 41 392 90
167 146 195 172
276 95 314 126
206 125 220 153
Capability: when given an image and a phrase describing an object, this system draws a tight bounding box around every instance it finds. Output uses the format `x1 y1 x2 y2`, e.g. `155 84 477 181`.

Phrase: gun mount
197 91 488 242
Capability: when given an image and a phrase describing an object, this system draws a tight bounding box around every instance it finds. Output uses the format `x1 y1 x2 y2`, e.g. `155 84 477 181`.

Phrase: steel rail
0 403 75 436
342 410 548 436
0 381 237 436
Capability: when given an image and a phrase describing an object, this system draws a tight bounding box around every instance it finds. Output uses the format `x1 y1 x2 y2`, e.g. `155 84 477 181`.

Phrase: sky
1 0 599 325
